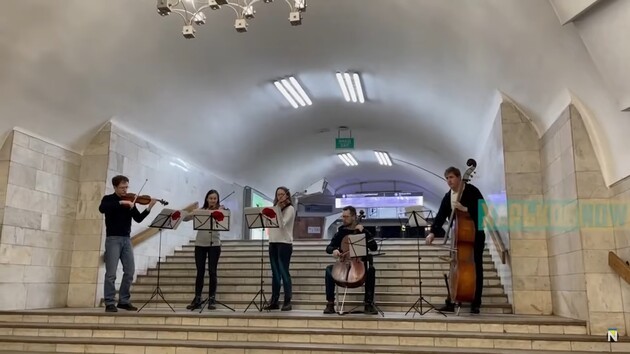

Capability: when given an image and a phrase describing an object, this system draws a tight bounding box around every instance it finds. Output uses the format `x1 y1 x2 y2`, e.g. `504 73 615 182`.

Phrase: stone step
187 239 451 247
0 309 587 330
156 260 496 269
128 299 513 313
0 321 624 352
134 276 504 287
1 336 621 354
163 256 495 264
146 269 500 278
130 284 507 295
129 291 509 304
171 250 493 258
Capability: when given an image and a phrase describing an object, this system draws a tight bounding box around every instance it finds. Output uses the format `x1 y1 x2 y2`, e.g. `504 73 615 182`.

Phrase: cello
331 213 367 289
444 158 478 306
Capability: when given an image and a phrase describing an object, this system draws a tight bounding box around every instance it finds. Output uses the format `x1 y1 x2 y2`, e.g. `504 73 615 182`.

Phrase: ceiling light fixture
337 153 358 167
374 151 392 166
274 76 312 108
336 71 365 103
156 0 307 37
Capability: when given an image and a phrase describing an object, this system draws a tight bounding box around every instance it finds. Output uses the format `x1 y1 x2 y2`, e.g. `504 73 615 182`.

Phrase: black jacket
99 193 151 237
326 225 378 260
430 183 486 239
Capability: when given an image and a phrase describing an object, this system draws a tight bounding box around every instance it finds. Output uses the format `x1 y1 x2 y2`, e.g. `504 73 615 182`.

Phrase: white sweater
268 204 295 244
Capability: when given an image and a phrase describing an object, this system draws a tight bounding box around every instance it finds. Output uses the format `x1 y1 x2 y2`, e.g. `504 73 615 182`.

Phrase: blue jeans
269 242 292 304
104 236 135 306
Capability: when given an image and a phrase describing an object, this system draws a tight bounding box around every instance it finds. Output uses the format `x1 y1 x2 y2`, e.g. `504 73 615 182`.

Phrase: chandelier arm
193 4 212 15
284 0 294 11
224 3 243 17
171 9 192 25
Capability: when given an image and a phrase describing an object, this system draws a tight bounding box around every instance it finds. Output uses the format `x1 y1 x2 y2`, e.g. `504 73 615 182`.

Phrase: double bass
330 213 367 289
445 158 478 304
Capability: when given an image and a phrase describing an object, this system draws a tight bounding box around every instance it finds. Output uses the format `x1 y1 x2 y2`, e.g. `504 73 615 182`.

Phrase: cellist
425 166 487 314
323 206 378 315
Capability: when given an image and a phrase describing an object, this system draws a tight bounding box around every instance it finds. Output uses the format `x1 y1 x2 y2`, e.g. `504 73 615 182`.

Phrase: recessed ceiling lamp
374 151 392 166
274 76 312 109
336 72 365 103
337 153 358 166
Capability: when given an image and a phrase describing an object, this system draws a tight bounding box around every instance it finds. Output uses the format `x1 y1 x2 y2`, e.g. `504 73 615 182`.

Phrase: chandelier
156 0 307 38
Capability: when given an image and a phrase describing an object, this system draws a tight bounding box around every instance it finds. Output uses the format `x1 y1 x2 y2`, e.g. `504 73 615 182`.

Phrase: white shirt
268 204 295 244
451 183 465 210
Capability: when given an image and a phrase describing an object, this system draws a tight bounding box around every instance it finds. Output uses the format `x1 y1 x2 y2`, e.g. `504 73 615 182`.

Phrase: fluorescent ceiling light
336 71 365 103
337 153 358 166
374 151 392 166
274 76 312 108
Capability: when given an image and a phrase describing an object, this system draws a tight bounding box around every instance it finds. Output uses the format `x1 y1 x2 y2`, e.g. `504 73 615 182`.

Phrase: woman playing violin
98 175 157 313
264 186 296 311
183 189 225 310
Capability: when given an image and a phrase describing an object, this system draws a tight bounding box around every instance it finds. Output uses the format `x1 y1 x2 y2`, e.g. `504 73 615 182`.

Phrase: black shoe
105 305 117 312
438 304 455 312
186 297 202 310
470 306 480 314
207 297 216 310
117 303 137 311
281 302 292 311
263 303 280 310
364 304 378 315
323 302 335 314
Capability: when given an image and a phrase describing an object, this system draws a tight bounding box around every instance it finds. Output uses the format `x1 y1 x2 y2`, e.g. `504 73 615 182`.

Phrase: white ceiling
1 0 629 209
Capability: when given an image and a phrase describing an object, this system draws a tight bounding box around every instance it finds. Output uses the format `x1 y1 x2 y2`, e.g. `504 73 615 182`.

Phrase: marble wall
538 104 629 335
476 107 513 305
0 123 243 310
568 106 625 335
501 101 552 315
610 174 630 336
541 107 588 321
0 130 80 310
93 122 243 305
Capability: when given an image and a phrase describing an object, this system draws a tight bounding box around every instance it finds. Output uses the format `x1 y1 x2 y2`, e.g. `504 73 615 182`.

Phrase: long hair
202 189 220 210
273 186 292 210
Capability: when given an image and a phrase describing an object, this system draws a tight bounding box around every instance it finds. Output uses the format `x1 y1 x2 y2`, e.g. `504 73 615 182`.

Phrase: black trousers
325 264 375 304
269 242 293 304
194 245 221 299
446 234 485 308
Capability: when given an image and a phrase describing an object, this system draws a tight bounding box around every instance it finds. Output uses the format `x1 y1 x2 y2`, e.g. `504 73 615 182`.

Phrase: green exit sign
335 138 355 149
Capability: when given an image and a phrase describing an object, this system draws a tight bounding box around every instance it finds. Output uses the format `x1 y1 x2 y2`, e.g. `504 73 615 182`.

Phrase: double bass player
323 206 378 315
425 166 486 314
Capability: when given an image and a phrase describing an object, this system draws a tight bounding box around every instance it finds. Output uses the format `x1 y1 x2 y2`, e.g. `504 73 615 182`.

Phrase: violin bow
132 178 149 205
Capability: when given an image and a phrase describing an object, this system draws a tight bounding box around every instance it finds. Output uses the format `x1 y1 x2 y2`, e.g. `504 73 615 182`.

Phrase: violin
121 193 168 206
119 178 168 207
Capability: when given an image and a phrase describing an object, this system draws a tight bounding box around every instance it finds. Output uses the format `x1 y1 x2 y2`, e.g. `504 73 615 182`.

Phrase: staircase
0 239 627 353
133 239 511 313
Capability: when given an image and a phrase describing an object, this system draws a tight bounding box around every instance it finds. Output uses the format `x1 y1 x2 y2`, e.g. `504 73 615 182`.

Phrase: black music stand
138 208 184 313
192 209 235 313
403 207 446 317
243 206 280 312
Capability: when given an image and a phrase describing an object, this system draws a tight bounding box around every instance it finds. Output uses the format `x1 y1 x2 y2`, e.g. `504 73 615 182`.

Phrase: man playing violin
425 166 486 314
99 175 156 312
323 206 378 315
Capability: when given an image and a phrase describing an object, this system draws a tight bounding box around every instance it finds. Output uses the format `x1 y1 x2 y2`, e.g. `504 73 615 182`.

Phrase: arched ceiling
1 0 629 205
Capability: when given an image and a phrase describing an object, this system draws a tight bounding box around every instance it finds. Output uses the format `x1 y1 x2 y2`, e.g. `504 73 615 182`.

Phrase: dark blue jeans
104 236 135 306
269 242 292 304
194 246 221 299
